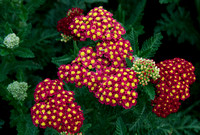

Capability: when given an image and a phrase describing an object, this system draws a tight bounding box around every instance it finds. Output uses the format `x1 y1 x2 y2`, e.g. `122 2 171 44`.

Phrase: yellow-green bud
131 57 160 86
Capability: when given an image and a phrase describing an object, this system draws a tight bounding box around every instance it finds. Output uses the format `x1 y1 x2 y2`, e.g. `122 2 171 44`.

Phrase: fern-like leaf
14 47 35 58
155 5 200 45
44 127 60 135
139 33 163 58
0 119 4 129
114 117 127 135
159 0 180 4
129 104 146 131
14 60 42 70
126 28 139 56
25 0 46 15
84 0 108 3
52 54 74 66
125 57 133 68
171 114 200 134
143 84 156 100
80 123 92 134
125 0 146 36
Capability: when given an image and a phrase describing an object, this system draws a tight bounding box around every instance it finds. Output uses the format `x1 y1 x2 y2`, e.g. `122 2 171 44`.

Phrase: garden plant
0 0 200 135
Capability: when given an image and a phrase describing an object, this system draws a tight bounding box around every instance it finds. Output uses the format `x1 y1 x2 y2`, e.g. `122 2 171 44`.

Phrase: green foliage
125 29 163 59
195 0 200 23
71 0 108 9
84 0 108 3
125 57 133 68
16 114 39 135
125 28 139 56
25 0 46 15
52 54 74 66
159 0 180 4
115 0 146 36
114 117 128 135
170 114 200 135
80 123 92 134
44 127 60 135
0 119 4 129
142 84 156 101
155 4 200 45
139 33 163 58
14 47 35 58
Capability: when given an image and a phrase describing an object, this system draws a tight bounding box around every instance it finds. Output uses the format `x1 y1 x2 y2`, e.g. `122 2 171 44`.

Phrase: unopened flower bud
131 57 160 86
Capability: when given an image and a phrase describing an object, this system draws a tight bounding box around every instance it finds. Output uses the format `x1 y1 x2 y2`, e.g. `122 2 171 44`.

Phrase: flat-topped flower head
7 81 28 101
69 6 126 41
31 78 84 133
84 67 139 109
131 57 160 86
3 33 20 49
151 58 196 118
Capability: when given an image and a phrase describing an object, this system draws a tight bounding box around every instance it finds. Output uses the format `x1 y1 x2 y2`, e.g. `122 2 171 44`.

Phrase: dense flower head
83 67 139 109
152 95 181 118
73 46 111 70
7 81 28 101
31 78 84 133
58 63 89 88
57 7 84 41
151 58 196 117
3 33 20 49
96 38 134 68
69 6 126 41
131 57 160 86
57 43 139 109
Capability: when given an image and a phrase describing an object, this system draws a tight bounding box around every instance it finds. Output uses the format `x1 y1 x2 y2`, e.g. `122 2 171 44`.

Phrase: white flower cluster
7 81 28 101
3 33 20 49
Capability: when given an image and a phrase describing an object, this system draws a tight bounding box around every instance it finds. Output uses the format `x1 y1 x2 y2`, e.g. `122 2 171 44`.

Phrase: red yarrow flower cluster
151 58 196 118
96 38 134 67
57 46 111 88
57 6 138 109
69 6 126 41
73 46 111 70
31 78 84 133
57 48 139 109
57 8 84 41
85 67 139 109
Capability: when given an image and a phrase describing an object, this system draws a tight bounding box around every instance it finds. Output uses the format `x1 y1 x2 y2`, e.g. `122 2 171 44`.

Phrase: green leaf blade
52 54 74 66
14 47 35 58
139 33 163 58
125 57 133 68
114 117 127 135
143 84 156 100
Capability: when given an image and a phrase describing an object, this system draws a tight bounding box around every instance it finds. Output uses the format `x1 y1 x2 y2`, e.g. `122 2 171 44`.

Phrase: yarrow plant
7 81 28 101
29 5 198 134
3 33 20 49
131 57 160 86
